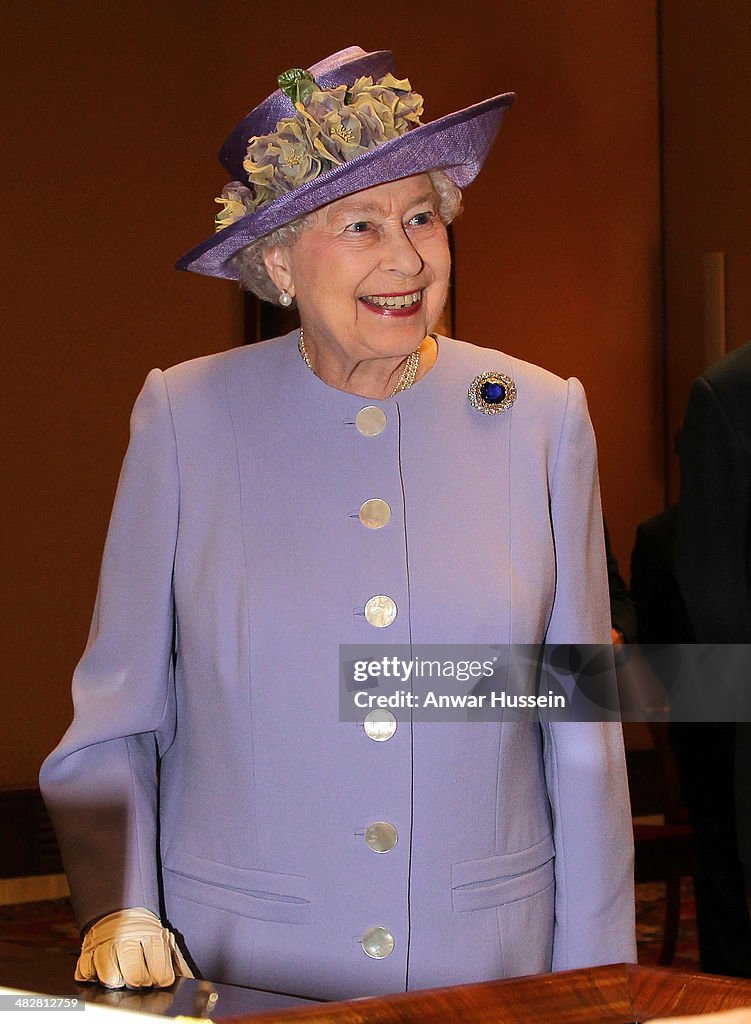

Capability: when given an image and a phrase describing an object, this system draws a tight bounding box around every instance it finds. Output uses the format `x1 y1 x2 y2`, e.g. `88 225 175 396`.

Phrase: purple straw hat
176 46 515 280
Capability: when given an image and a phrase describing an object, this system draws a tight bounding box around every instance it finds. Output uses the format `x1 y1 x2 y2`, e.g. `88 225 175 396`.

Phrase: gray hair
233 170 463 305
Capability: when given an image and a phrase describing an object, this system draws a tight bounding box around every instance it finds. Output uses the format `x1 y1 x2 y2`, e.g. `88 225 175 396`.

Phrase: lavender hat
176 46 515 280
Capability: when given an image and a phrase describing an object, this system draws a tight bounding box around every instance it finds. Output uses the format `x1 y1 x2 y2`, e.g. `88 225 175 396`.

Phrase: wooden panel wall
660 0 751 500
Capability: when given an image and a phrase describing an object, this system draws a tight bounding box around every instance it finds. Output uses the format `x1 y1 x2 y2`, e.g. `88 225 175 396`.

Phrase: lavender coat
40 334 635 1000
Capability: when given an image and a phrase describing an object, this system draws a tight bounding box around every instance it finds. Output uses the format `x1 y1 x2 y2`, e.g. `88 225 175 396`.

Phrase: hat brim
176 92 515 280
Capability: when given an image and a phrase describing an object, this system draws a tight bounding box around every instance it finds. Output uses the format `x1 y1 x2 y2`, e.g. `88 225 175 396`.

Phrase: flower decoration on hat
468 372 517 414
214 68 424 232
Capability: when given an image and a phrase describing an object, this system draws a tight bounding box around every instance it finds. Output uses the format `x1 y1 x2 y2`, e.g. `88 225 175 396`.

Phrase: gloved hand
75 907 193 989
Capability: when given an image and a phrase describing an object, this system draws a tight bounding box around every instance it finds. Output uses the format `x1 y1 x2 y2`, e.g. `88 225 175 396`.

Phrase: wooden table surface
0 941 317 1018
3 942 751 1022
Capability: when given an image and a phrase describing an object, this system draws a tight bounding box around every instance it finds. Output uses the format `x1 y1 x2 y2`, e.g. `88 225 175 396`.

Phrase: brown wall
2 1 661 786
661 0 751 499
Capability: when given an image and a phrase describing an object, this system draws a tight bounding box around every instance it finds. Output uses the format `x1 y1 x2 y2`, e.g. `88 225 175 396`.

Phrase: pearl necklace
297 328 420 397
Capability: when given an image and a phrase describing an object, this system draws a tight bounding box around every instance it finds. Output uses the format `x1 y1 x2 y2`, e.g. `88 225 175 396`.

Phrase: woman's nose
380 225 424 277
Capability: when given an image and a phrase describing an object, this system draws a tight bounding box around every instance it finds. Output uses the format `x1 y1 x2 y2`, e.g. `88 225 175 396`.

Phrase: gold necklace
297 327 418 395
298 328 420 397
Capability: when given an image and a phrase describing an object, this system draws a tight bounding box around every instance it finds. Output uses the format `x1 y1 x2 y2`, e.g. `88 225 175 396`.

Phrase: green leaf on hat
278 68 317 105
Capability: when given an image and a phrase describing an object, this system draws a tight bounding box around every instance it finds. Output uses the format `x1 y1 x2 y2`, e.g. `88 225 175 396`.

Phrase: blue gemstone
480 380 506 404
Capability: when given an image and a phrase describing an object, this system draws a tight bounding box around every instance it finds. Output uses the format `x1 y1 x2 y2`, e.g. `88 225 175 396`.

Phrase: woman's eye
346 221 371 234
407 211 436 228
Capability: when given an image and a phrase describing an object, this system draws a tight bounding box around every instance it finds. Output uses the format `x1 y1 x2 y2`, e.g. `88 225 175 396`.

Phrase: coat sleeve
541 377 636 969
676 374 751 643
39 368 179 930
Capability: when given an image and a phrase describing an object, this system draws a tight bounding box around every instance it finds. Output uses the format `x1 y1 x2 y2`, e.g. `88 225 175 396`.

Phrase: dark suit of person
676 340 751 645
673 339 751 976
633 504 751 976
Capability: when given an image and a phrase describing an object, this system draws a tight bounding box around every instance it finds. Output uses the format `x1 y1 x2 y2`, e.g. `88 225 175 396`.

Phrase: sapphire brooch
468 372 517 414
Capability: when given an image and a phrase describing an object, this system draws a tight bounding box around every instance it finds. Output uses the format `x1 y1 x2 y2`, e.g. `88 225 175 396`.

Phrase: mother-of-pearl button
355 406 387 436
359 498 391 529
361 926 395 959
365 821 398 853
364 595 397 627
363 709 397 741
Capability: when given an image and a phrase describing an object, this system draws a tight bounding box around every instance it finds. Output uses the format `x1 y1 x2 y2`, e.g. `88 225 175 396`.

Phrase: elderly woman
40 46 635 999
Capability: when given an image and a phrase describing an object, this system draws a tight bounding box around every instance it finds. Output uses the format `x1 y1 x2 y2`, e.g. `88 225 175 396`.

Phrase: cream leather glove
75 907 193 989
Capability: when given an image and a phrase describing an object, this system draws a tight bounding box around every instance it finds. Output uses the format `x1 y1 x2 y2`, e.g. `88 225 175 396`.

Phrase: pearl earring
279 289 293 307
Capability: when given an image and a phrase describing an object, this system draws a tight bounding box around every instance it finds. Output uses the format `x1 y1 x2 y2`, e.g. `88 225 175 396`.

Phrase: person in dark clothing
632 495 751 976
676 341 751 648
671 341 751 976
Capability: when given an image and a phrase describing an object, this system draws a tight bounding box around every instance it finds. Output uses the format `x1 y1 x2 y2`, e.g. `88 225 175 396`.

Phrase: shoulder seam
549 378 574 493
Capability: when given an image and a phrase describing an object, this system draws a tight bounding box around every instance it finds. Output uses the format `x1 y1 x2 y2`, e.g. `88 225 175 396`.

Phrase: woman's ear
263 246 294 297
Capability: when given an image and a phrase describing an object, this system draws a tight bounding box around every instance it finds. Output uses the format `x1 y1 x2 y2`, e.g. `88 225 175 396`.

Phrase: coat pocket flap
451 835 555 912
163 848 310 923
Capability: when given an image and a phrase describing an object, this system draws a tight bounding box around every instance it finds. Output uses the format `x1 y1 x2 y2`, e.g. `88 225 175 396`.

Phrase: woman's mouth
359 290 423 317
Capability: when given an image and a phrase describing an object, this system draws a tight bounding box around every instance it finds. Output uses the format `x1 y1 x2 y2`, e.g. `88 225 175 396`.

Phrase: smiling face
264 174 451 377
